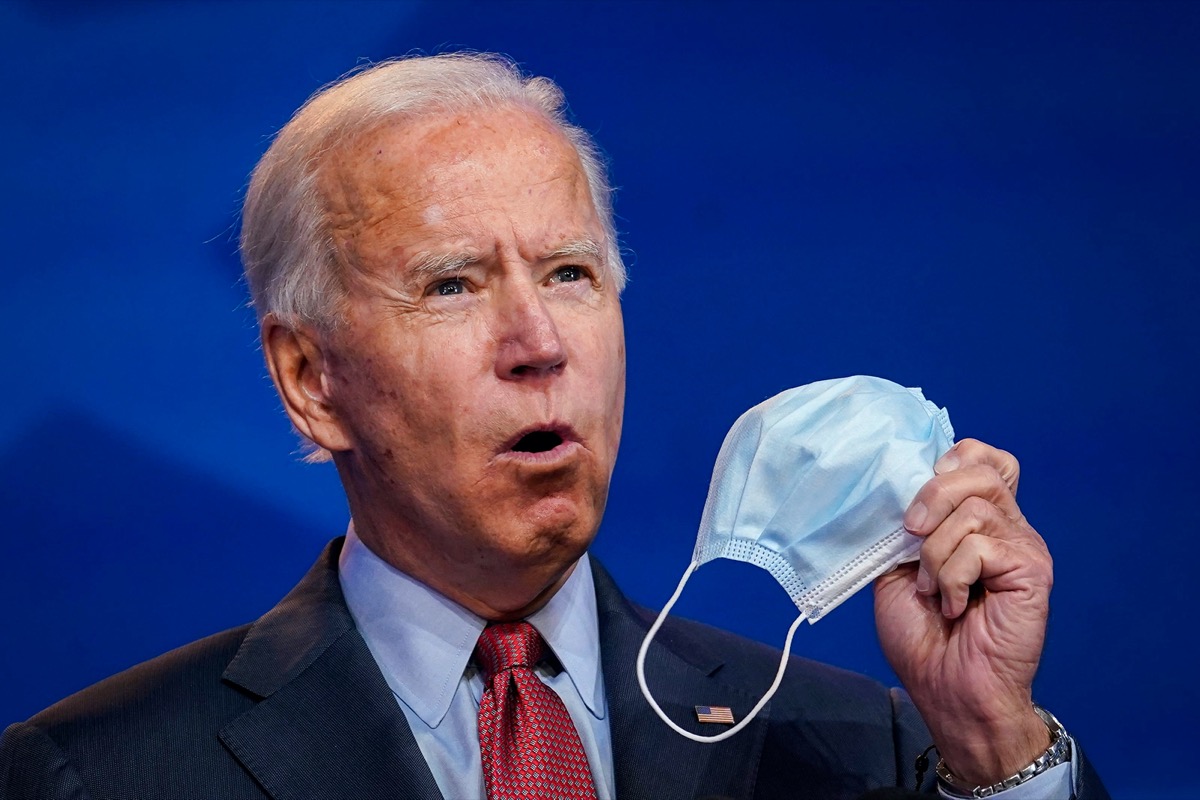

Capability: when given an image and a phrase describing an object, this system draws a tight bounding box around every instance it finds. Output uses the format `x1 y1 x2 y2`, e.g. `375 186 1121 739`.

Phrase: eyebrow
407 251 477 279
546 238 604 262
405 237 605 279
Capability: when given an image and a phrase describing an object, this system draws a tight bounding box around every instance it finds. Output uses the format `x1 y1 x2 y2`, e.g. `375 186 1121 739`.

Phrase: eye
430 277 467 296
550 265 586 283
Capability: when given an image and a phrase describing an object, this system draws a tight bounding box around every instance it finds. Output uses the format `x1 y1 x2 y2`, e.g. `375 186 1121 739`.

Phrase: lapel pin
694 705 735 725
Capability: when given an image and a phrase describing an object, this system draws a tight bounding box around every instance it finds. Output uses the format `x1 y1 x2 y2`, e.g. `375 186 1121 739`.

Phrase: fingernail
904 501 928 532
934 452 960 474
942 595 954 618
916 566 932 594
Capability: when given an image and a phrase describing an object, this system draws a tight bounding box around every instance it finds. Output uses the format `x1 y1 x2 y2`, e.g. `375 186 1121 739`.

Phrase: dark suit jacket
1 539 1108 799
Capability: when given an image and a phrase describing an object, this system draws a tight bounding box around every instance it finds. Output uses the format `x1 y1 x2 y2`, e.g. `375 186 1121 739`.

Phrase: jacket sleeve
887 690 1112 800
889 687 938 794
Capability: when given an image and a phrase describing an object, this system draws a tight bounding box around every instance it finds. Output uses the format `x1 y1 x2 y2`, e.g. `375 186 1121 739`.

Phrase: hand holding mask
639 375 1054 785
638 375 955 742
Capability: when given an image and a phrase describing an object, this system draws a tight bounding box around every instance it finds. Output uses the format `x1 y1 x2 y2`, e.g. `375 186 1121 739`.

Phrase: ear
262 315 354 454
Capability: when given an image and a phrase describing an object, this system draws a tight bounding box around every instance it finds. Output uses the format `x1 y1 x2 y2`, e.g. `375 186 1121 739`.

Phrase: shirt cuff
936 736 1077 799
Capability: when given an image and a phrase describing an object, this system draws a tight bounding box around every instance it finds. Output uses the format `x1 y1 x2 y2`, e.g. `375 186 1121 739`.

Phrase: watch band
935 705 1072 798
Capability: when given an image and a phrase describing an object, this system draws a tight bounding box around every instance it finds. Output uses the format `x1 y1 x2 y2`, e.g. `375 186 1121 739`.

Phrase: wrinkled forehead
312 109 603 288
318 106 598 242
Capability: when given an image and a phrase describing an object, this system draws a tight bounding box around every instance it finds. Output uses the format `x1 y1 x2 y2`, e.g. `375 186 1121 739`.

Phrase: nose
493 282 567 380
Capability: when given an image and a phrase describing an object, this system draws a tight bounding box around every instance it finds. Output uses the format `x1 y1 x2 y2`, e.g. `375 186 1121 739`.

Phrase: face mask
637 375 955 743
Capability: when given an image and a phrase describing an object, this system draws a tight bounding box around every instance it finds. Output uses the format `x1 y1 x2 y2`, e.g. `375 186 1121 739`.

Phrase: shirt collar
338 523 606 728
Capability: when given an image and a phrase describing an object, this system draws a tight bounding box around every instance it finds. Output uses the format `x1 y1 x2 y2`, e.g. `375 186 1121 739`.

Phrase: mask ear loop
636 560 807 744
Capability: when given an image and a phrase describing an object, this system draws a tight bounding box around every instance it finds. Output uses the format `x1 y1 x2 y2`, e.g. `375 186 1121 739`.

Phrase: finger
904 463 1022 537
935 438 1020 496
934 533 1023 618
935 535 985 618
914 495 1011 596
935 532 1053 619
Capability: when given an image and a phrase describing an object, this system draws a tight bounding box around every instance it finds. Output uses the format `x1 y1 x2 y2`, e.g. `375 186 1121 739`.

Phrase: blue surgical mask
637 375 955 742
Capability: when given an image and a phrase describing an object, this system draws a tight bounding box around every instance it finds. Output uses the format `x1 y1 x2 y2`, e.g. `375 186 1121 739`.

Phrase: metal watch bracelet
935 705 1072 799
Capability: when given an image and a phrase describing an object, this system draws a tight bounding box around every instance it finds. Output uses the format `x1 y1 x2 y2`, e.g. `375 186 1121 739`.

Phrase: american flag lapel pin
695 705 735 725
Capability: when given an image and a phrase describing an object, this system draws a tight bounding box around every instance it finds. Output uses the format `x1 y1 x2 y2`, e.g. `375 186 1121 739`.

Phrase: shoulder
1 540 352 797
29 624 253 735
2 625 260 798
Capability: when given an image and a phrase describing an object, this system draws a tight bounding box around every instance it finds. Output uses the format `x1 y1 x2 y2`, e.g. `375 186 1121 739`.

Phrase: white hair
240 52 625 331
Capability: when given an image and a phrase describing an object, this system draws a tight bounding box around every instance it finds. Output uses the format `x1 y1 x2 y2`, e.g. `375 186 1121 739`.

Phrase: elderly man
1 54 1107 800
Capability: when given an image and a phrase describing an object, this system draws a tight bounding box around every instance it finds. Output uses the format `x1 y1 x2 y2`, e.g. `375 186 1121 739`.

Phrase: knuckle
957 437 983 452
958 438 993 465
960 495 996 524
960 530 994 554
974 461 1008 491
956 438 1021 482
970 462 1017 505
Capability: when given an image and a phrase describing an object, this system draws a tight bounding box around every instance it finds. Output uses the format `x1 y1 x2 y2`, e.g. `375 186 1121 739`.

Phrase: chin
468 514 593 620
501 497 597 566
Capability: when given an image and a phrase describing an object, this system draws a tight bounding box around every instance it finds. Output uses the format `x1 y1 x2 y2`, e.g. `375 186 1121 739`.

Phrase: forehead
320 106 600 267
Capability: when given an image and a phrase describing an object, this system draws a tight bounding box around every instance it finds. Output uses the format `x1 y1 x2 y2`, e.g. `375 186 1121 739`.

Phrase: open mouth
510 430 565 453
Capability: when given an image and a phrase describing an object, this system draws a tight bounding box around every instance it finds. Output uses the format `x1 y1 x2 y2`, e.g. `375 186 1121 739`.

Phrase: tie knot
474 621 545 682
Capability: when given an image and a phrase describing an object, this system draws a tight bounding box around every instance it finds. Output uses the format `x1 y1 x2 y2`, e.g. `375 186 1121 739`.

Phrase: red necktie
474 621 599 800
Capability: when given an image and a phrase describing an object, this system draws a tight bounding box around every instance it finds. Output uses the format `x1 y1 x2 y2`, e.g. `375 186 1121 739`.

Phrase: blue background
2 2 1197 797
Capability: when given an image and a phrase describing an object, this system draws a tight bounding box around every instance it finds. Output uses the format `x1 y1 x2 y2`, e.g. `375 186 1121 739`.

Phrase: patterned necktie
474 621 598 800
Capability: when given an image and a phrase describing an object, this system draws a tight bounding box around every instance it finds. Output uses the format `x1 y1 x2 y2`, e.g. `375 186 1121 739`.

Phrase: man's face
313 106 625 617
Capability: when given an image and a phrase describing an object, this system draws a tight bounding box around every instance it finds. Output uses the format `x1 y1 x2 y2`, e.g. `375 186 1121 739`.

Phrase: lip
495 422 583 466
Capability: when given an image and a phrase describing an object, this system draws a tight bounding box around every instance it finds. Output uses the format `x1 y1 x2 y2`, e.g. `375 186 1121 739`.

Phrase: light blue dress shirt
338 524 1075 799
338 526 614 799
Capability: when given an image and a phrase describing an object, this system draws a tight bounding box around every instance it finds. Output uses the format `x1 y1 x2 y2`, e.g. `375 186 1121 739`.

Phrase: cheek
331 334 429 435
386 347 465 430
583 310 626 395
600 316 627 451
567 309 626 443
371 320 499 443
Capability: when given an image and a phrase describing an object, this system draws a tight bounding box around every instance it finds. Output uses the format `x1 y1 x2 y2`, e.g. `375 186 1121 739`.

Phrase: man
0 53 1107 799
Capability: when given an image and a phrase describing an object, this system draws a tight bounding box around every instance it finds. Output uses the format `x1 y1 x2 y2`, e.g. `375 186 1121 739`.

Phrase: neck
346 514 583 621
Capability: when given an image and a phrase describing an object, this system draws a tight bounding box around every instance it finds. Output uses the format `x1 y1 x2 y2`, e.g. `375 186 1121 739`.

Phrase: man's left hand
874 438 1053 786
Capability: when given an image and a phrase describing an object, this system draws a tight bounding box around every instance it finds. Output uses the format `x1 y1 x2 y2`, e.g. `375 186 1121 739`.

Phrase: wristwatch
935 705 1072 798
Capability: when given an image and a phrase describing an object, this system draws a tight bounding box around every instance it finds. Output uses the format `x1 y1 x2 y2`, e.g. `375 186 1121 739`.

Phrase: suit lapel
593 560 769 800
217 540 443 800
212 542 770 800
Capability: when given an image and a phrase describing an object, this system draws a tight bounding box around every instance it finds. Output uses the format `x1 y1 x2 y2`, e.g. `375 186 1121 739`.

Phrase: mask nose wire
636 559 807 744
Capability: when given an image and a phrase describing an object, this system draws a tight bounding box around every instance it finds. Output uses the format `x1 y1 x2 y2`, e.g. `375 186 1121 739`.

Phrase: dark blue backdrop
3 2 1197 797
